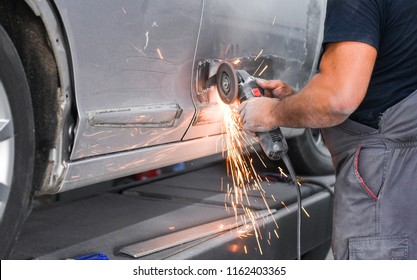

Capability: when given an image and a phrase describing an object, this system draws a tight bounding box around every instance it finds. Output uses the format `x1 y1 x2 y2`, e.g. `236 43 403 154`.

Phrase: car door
52 0 203 160
184 0 326 140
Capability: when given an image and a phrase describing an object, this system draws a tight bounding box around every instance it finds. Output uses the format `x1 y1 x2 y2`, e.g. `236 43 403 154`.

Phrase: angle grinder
216 61 288 160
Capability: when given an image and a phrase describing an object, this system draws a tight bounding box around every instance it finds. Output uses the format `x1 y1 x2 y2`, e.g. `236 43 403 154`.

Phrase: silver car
0 0 331 258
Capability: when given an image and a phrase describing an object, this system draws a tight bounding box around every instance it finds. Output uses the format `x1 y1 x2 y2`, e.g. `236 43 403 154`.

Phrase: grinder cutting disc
216 61 238 104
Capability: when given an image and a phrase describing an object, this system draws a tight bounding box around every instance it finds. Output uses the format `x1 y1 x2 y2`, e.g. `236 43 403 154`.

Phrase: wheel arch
0 0 74 194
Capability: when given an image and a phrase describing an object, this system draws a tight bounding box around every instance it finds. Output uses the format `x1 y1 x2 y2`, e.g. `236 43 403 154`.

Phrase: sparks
221 101 281 255
254 49 264 61
274 229 279 238
157 48 164 60
220 92 307 255
281 201 291 213
302 207 310 218
278 167 288 178
258 65 269 77
253 59 265 76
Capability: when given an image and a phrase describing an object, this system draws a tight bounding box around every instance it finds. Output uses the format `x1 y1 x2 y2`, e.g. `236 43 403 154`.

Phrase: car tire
0 25 35 259
287 128 334 176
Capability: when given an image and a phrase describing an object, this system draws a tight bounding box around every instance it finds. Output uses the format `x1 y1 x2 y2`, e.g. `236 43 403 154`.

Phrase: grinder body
236 70 288 160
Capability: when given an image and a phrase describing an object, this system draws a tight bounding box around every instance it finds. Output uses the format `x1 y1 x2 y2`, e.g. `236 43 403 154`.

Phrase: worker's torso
324 0 417 128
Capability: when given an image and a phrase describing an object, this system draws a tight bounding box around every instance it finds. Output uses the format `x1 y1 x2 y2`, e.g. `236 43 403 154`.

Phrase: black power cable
261 161 334 260
281 155 302 260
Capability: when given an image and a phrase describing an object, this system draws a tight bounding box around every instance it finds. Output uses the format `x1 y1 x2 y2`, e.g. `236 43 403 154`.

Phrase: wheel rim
0 80 14 222
309 128 330 157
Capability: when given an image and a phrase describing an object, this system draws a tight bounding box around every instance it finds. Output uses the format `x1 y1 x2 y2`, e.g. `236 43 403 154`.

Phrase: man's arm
239 41 377 131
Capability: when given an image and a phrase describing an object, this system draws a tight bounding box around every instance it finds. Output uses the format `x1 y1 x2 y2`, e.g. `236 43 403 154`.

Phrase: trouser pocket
349 234 409 260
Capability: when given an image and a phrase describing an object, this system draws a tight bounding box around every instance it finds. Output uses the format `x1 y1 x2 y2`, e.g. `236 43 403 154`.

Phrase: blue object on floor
74 253 109 260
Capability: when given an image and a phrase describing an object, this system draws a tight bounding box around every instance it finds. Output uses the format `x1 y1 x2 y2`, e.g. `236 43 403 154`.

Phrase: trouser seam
384 141 417 149
353 146 379 202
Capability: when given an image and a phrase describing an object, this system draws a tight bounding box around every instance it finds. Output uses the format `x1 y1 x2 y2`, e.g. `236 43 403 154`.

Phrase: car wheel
0 25 35 259
287 128 333 176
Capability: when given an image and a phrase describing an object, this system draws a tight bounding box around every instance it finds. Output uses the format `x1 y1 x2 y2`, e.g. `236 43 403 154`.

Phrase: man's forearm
273 73 351 128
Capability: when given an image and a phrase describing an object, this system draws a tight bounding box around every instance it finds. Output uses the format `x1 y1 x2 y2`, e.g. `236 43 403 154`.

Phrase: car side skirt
39 134 225 194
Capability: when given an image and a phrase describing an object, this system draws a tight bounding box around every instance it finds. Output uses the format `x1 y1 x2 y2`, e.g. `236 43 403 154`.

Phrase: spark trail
220 102 281 255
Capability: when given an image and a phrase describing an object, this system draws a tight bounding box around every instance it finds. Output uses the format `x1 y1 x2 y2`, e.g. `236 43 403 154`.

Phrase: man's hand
238 79 295 133
238 97 281 133
256 79 296 99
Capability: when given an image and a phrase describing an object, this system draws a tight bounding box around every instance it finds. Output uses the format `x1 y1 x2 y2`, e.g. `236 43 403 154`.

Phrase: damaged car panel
186 0 325 140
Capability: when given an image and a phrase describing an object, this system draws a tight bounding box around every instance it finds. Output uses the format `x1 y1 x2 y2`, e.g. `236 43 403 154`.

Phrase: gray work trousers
321 89 417 260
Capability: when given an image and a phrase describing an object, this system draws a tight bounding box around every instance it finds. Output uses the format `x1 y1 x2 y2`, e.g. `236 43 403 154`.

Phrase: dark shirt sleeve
323 0 381 50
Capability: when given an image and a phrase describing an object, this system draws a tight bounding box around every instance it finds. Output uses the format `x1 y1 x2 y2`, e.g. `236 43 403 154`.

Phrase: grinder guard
216 62 239 104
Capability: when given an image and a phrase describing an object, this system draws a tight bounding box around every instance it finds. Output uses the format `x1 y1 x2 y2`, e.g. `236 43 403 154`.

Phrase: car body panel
53 0 203 160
